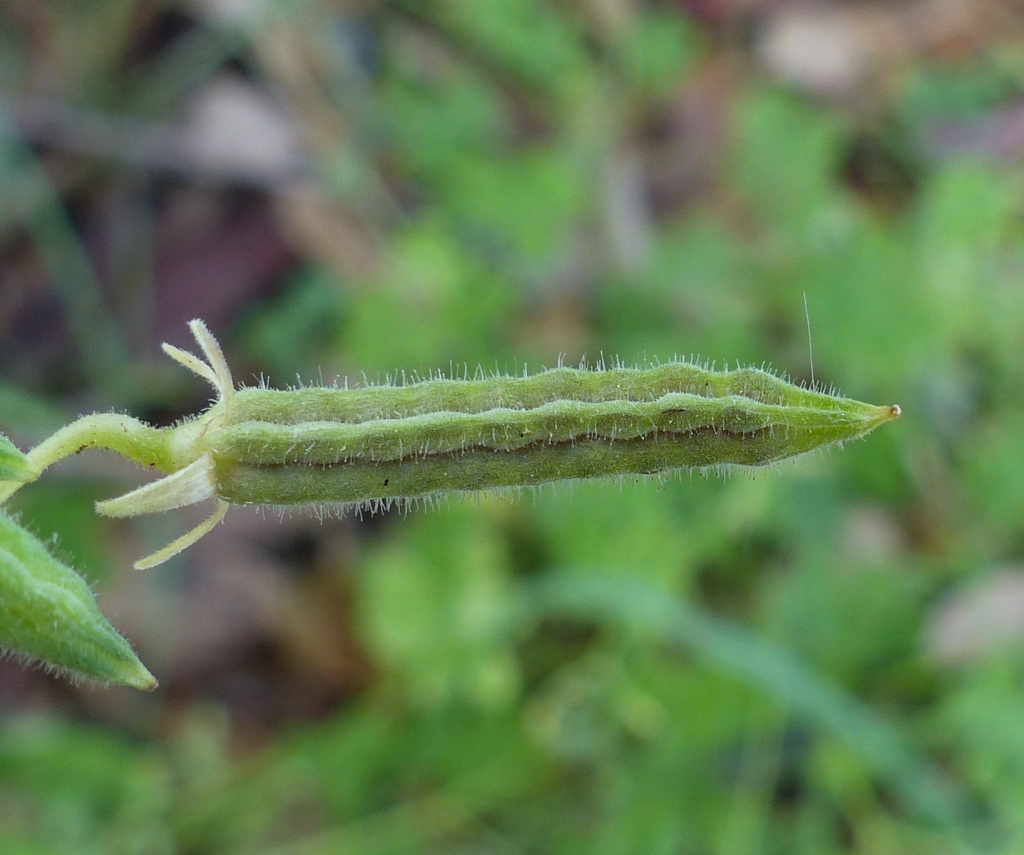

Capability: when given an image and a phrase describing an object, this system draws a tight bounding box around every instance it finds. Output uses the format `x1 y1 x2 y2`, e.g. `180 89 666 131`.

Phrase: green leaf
0 510 156 690
523 573 976 835
618 9 702 97
0 433 35 483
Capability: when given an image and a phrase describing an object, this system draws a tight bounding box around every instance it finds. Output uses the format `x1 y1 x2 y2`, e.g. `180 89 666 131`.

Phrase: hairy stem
0 413 207 504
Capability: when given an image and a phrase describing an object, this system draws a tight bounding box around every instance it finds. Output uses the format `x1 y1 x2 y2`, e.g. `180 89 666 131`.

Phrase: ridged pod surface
6 321 900 572
210 369 899 507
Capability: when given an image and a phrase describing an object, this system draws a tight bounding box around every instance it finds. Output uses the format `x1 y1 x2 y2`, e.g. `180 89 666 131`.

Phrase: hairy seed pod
209 389 898 507
0 511 156 689
10 321 897 569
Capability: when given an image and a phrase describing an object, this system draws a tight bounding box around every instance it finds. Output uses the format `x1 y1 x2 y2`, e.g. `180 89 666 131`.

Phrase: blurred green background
2 1 1024 852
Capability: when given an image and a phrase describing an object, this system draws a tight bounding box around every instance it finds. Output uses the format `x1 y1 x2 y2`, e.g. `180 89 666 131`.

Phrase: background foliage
2 1 1024 852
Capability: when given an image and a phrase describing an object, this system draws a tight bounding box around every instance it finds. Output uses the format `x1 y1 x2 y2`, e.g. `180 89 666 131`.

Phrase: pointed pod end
883 403 901 422
867 403 901 430
120 661 159 691
63 636 159 692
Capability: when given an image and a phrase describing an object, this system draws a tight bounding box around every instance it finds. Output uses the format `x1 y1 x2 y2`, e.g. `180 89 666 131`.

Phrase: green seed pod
209 390 898 507
14 321 897 570
0 510 156 689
